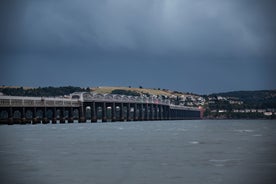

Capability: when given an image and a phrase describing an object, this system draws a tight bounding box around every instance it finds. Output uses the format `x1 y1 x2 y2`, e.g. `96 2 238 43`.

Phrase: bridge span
0 92 201 124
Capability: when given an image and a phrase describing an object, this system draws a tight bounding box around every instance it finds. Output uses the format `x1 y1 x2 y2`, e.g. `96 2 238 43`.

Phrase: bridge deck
0 93 200 111
0 96 80 107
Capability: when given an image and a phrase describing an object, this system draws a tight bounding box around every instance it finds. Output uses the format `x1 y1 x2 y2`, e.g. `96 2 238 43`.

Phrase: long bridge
0 92 201 124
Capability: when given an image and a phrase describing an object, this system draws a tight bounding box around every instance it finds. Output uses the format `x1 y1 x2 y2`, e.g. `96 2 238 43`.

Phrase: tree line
0 86 90 97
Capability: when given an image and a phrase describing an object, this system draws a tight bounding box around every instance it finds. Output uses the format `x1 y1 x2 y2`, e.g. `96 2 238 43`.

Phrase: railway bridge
0 92 201 124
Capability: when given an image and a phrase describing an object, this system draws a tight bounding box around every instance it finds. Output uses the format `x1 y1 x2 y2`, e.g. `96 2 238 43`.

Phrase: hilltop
90 86 197 97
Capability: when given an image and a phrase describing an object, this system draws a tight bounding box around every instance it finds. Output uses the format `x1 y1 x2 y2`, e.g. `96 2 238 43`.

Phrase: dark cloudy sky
0 0 275 94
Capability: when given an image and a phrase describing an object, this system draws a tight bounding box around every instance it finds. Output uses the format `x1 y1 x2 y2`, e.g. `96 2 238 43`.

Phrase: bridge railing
81 93 171 105
0 96 80 107
0 93 199 111
169 104 199 111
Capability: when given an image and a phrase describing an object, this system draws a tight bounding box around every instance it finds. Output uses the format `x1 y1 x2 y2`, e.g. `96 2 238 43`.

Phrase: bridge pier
59 108 65 123
150 104 154 120
24 107 32 124
144 104 149 121
42 107 49 124
67 107 74 123
139 104 144 121
32 117 40 124
112 103 116 122
155 105 159 120
119 103 125 121
159 105 163 120
32 107 39 124
134 103 138 121
42 117 49 124
52 107 57 124
102 102 107 122
91 102 97 123
20 107 27 124
11 107 20 124
52 117 57 124
7 107 13 125
79 104 86 123
126 103 131 121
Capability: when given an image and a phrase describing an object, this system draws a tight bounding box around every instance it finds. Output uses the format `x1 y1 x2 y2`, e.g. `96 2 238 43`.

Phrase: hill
90 86 195 97
205 90 276 119
210 90 276 108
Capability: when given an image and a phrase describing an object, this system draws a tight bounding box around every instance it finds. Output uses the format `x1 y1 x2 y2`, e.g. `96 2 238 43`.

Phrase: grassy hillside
90 86 197 97
91 86 172 96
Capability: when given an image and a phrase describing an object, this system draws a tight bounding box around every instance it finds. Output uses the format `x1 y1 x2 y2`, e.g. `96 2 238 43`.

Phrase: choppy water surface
0 120 276 184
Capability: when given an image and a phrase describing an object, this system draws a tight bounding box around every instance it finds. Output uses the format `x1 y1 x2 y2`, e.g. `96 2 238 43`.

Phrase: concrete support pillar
79 103 86 123
167 106 169 120
112 103 116 122
42 107 49 124
91 102 97 123
21 107 27 124
25 108 32 124
145 104 149 121
12 108 20 124
165 107 168 120
102 102 107 122
150 104 154 120
120 103 124 121
0 108 6 124
168 107 171 120
159 106 163 120
134 103 138 121
32 107 39 124
68 107 74 123
169 108 172 120
8 107 13 125
162 106 166 120
157 105 160 120
155 105 159 120
139 104 144 121
52 107 57 124
59 108 65 123
126 103 131 121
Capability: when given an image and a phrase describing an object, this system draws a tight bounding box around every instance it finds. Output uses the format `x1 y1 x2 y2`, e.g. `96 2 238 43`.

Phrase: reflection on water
0 120 276 184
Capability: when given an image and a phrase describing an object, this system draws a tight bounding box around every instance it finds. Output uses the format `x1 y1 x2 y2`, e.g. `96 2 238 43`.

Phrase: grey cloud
0 0 276 93
1 0 275 61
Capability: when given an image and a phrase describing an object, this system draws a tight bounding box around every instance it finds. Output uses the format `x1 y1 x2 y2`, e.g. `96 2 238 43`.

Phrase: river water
0 120 276 184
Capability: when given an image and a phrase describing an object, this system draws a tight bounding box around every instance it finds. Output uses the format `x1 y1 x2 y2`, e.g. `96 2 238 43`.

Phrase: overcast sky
0 0 275 94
